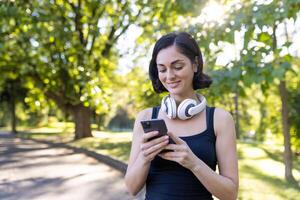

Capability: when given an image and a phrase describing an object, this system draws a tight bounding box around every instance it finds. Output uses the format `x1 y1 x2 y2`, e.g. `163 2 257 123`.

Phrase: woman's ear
193 63 198 73
193 58 198 73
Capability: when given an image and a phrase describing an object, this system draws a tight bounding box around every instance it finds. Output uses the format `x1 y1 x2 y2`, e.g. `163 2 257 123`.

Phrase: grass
3 123 299 199
237 143 300 200
70 131 132 162
11 123 132 162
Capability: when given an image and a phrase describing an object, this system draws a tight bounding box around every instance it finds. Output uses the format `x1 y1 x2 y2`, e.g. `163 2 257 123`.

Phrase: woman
125 32 238 200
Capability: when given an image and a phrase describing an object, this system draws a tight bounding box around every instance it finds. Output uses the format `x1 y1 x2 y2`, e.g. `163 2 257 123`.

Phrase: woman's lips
167 81 181 88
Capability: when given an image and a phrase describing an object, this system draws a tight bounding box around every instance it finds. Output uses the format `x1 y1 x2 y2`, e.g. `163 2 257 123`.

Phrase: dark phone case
141 119 168 137
140 119 174 152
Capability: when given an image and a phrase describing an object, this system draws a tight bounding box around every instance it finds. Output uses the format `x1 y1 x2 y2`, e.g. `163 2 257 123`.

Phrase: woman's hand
140 131 169 163
159 132 199 170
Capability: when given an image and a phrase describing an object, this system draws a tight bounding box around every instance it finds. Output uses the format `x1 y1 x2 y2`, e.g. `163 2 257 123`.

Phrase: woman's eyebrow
157 59 185 66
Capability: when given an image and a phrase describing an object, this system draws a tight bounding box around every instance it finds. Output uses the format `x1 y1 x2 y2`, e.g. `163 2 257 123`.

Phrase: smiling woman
156 47 197 96
125 32 239 200
149 33 211 95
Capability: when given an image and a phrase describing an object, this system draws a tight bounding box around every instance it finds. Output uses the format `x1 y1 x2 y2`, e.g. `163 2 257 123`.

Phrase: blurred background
0 0 299 199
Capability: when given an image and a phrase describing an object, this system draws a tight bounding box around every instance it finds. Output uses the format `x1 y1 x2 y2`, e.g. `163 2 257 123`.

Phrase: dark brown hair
149 32 212 93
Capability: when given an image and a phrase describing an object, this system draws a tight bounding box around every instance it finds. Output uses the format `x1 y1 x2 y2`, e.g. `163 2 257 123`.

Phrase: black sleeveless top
145 106 217 200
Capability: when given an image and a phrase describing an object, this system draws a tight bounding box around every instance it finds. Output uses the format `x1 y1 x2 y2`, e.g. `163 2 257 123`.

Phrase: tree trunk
257 98 267 142
273 24 295 182
10 82 17 134
44 91 93 139
10 95 17 134
234 93 240 139
70 104 92 139
279 80 295 182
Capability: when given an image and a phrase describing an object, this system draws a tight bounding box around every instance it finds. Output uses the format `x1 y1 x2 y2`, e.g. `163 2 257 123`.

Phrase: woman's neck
170 91 200 105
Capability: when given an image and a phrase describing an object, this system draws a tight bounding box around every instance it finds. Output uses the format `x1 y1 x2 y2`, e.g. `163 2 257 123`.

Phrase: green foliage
287 63 300 153
1 0 299 146
0 0 184 135
125 67 161 109
186 0 300 144
106 67 161 124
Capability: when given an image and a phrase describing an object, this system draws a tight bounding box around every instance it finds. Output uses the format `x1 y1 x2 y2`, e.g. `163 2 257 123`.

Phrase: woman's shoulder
135 107 153 122
213 107 233 120
212 107 235 133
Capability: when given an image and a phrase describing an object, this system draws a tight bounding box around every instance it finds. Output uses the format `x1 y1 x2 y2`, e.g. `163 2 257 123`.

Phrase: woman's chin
167 87 183 95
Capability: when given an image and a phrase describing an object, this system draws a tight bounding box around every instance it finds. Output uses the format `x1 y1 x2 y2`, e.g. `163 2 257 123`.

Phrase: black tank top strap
206 106 216 138
151 106 160 119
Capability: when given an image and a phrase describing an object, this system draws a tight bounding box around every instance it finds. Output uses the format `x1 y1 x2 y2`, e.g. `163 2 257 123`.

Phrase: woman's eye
174 65 183 70
158 68 166 73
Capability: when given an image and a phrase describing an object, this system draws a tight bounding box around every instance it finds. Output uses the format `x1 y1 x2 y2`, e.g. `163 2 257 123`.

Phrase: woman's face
156 45 197 96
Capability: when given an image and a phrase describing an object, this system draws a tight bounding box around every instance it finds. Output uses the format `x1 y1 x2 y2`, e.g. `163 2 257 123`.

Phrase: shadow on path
0 131 133 200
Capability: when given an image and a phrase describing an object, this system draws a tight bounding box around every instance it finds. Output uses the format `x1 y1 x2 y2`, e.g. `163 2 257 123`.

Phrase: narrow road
0 131 133 200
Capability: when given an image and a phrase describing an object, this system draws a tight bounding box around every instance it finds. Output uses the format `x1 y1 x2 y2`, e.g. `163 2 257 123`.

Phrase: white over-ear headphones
161 94 207 120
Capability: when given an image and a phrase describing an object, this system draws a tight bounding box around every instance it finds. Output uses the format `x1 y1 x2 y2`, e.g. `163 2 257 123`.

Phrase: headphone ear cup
189 95 207 116
167 97 177 119
177 99 197 120
162 95 177 119
161 96 167 113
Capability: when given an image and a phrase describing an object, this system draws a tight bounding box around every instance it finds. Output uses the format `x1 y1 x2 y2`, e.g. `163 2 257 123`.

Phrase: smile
167 81 181 88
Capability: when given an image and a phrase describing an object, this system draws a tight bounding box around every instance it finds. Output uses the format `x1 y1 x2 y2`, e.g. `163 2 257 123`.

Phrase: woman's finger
160 151 182 158
142 131 159 142
163 144 181 151
141 135 169 150
168 132 185 144
143 138 169 156
147 144 169 160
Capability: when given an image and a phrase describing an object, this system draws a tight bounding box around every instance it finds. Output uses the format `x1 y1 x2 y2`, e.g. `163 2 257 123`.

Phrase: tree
0 78 28 133
235 0 299 183
197 0 300 182
1 0 183 139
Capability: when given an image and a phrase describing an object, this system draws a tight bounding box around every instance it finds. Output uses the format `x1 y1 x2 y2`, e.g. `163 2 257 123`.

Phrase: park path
0 131 134 200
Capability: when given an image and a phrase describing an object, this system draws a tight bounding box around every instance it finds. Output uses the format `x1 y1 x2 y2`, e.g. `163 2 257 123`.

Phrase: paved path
0 131 134 200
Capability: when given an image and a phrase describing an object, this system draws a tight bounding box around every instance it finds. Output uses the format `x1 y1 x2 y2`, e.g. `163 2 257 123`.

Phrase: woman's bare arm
124 108 169 195
190 108 239 199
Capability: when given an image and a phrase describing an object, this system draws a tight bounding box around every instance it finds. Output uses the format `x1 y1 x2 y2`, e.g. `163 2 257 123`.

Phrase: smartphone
140 119 168 141
141 119 174 153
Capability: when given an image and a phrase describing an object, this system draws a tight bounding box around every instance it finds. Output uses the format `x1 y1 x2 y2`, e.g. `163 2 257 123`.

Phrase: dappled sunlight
192 0 227 25
239 174 290 200
239 163 299 200
69 135 131 162
239 144 267 159
238 143 300 179
92 130 132 141
12 127 300 198
1 0 299 199
0 134 129 200
238 142 300 199
242 159 286 179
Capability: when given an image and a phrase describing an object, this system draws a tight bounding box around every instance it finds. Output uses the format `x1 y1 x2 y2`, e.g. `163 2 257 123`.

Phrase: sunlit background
1 0 300 199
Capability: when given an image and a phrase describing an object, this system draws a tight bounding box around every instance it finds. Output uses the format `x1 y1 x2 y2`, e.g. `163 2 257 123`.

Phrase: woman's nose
166 69 175 80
